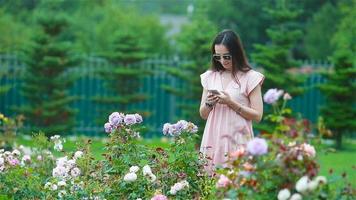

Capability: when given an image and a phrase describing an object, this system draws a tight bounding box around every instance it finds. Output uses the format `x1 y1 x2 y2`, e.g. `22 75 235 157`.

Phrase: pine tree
162 18 218 138
93 30 150 125
17 13 79 136
319 51 356 149
252 0 305 96
251 0 306 133
318 0 356 149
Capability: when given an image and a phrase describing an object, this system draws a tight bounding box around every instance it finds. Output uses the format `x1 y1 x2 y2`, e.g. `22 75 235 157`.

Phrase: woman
199 29 264 171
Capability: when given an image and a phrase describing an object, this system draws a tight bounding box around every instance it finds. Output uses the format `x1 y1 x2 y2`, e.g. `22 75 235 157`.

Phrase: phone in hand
208 89 221 95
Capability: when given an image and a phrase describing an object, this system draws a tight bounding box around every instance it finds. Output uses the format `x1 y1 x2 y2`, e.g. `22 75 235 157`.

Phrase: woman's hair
210 29 251 75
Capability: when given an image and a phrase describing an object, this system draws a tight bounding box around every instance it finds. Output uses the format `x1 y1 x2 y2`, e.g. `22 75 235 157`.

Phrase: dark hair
211 29 251 76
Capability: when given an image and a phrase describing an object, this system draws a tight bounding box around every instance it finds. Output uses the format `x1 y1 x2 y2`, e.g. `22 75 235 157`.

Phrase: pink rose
216 174 232 188
151 194 168 200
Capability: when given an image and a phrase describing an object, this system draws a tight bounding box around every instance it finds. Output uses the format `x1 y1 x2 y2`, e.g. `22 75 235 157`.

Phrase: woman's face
214 44 232 71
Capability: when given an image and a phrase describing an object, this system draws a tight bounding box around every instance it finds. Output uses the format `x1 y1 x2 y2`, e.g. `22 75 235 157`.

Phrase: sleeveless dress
200 69 264 170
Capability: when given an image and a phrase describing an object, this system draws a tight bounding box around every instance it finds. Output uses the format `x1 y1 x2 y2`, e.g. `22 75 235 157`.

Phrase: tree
0 9 32 53
162 17 218 139
71 1 170 56
304 3 341 60
196 0 273 53
252 0 305 96
93 29 151 125
318 0 356 149
17 12 79 136
251 0 306 133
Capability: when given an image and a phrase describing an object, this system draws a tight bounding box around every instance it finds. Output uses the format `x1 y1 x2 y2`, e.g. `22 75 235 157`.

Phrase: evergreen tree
93 30 150 124
162 17 218 138
252 0 305 96
304 3 341 60
17 13 79 136
318 0 356 149
251 0 305 133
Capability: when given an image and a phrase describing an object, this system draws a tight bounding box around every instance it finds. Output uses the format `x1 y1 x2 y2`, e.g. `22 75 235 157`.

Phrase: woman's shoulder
200 70 216 79
200 70 214 76
241 69 264 79
200 70 216 89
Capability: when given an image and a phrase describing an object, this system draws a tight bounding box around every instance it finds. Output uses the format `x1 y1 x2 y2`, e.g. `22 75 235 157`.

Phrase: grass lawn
13 135 356 187
318 138 356 187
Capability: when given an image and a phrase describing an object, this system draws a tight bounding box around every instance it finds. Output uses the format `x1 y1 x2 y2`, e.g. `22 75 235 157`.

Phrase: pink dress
200 69 264 170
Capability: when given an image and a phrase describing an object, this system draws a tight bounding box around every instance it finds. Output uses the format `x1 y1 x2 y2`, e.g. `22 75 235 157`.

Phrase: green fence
0 53 330 137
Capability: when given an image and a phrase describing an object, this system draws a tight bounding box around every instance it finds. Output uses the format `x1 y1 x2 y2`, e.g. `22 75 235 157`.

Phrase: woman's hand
205 93 219 107
217 91 231 105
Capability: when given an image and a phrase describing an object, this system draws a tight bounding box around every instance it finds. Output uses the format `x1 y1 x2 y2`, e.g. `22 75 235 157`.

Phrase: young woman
199 29 264 171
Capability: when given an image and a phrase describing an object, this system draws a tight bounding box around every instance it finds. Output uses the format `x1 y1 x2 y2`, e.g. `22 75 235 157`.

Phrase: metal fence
0 54 330 137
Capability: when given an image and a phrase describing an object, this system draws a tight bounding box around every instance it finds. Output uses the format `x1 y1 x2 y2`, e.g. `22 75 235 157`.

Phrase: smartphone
208 89 221 95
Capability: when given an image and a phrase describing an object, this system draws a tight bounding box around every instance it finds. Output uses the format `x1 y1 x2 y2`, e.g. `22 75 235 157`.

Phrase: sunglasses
212 53 232 61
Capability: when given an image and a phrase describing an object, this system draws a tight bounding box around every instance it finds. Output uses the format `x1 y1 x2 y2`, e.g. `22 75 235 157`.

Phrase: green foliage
215 94 355 199
0 113 24 150
71 1 170 55
16 12 80 136
318 52 356 149
330 0 356 61
304 3 341 60
195 0 273 52
251 0 306 134
0 113 216 199
162 17 218 139
252 0 305 97
0 9 32 53
317 0 356 149
93 30 152 125
252 1 303 96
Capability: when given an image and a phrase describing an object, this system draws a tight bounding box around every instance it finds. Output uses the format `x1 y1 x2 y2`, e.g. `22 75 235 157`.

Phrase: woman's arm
219 85 263 122
199 89 216 120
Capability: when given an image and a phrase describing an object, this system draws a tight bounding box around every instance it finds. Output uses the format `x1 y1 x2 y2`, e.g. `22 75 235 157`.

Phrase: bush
0 113 214 199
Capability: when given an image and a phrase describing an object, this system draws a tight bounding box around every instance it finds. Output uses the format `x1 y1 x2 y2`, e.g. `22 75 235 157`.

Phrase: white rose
70 167 81 177
181 180 189 188
58 190 66 198
307 180 318 191
296 176 309 193
173 182 184 191
142 165 152 176
315 176 327 184
51 184 58 191
123 172 137 182
74 151 83 160
169 188 177 195
129 166 140 173
149 174 156 182
277 189 291 200
58 180 66 187
12 149 21 156
44 182 52 189
290 193 303 200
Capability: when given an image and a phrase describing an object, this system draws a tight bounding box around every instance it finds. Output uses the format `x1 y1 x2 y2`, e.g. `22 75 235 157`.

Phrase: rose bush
0 93 354 199
0 113 214 199
214 89 355 199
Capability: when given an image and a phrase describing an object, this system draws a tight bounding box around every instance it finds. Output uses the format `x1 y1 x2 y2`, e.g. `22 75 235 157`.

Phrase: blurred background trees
16 11 79 136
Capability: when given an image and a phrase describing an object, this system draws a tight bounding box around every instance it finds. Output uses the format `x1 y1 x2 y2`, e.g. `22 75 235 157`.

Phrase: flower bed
0 89 355 199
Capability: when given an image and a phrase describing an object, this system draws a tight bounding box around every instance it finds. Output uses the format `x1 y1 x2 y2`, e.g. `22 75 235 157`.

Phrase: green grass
318 139 356 187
